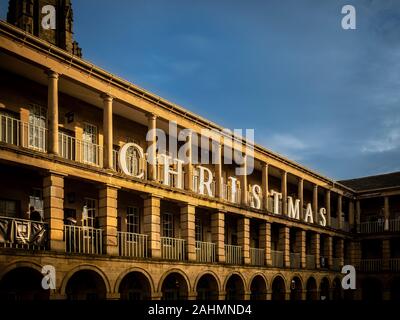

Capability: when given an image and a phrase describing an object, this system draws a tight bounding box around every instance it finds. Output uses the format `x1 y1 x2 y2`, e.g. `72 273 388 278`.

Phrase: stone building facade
0 1 399 301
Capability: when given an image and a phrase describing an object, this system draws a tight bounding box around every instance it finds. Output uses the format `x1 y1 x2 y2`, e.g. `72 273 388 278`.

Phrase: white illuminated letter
341 265 356 289
228 176 237 202
251 184 261 209
304 203 314 223
270 190 282 214
41 5 56 30
198 165 213 196
118 143 145 179
318 207 327 226
159 154 184 189
287 196 300 220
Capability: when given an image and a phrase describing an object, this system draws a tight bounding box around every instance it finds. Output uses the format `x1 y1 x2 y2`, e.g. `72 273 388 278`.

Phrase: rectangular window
162 212 174 238
83 198 97 228
0 199 18 218
82 123 98 164
29 104 47 151
126 206 140 234
195 217 202 242
29 188 43 218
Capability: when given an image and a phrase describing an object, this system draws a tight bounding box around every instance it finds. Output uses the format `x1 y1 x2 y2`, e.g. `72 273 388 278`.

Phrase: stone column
298 178 304 219
336 238 345 267
325 236 333 268
349 200 355 230
143 195 161 258
238 217 250 264
295 229 306 268
356 200 361 232
313 184 318 222
279 226 290 268
214 143 223 199
47 70 59 155
325 190 331 227
181 204 196 261
147 113 157 181
98 185 119 255
184 132 193 191
382 239 390 271
102 94 113 169
240 154 248 205
260 222 272 266
337 195 343 229
43 172 65 251
262 163 269 210
349 240 361 268
384 196 390 231
211 211 225 263
281 170 287 215
311 233 320 268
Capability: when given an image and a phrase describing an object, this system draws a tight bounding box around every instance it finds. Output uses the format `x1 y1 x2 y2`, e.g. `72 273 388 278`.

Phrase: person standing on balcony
29 206 42 222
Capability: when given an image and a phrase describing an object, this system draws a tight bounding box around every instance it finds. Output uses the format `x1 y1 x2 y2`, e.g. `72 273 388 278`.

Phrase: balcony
360 259 383 272
195 241 216 263
250 247 265 266
0 216 47 250
117 231 148 258
306 254 316 269
224 244 242 265
359 221 385 233
389 219 400 232
290 252 301 268
331 217 338 229
0 115 47 152
389 258 400 271
161 237 185 261
59 132 103 167
271 250 284 267
332 257 342 271
64 225 103 255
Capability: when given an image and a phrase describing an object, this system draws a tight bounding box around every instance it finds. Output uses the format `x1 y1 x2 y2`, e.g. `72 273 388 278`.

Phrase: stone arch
249 273 268 300
224 272 246 300
271 274 286 301
194 271 220 300
332 277 342 300
159 269 190 300
114 267 155 295
362 277 383 301
289 275 303 300
306 276 318 300
0 262 49 300
319 277 330 300
60 264 111 296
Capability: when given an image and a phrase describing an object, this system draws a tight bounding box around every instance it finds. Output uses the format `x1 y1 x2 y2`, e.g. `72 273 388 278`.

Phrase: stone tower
7 0 82 57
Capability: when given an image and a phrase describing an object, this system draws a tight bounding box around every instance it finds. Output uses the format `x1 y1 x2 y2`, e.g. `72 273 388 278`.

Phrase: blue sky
1 0 400 180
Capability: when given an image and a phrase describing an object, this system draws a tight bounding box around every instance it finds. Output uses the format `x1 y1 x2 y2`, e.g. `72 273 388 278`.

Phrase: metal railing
64 225 103 254
250 247 265 266
271 250 284 267
306 254 316 269
360 259 382 272
332 257 342 271
389 258 400 271
342 221 350 232
225 244 242 265
330 217 338 229
0 216 48 250
117 231 148 258
0 114 47 152
59 132 102 167
290 252 301 268
389 219 400 232
195 241 216 263
359 221 385 233
161 237 185 260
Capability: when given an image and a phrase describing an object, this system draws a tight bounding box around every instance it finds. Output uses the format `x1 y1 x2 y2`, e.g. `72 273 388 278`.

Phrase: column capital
146 112 157 120
45 69 59 79
100 93 114 101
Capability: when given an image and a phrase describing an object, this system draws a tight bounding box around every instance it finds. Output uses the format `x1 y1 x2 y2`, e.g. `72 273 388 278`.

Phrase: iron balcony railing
306 254 316 269
117 231 148 258
360 259 383 272
0 114 47 152
64 225 103 255
0 216 47 250
271 250 284 267
195 241 216 263
359 221 385 233
389 219 400 232
250 247 265 266
224 244 242 265
290 252 301 268
59 132 103 167
161 237 185 261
